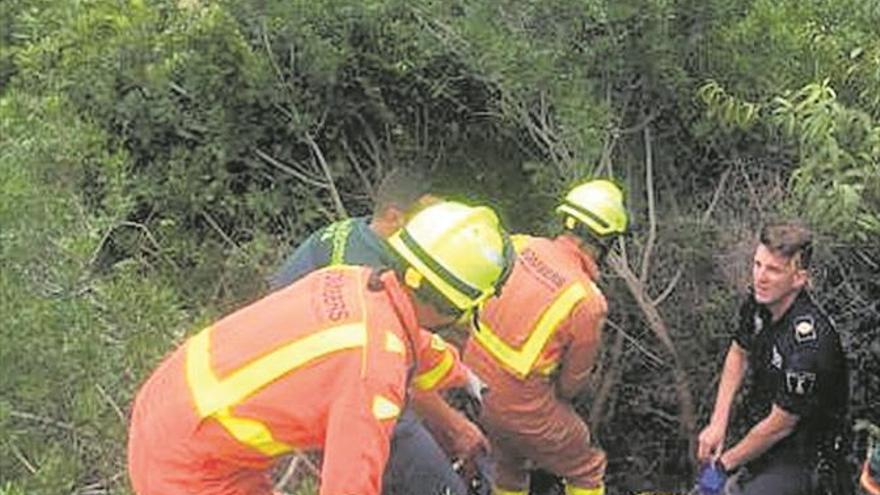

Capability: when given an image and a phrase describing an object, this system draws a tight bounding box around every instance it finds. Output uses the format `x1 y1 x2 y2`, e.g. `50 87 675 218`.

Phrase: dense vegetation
1 1 878 494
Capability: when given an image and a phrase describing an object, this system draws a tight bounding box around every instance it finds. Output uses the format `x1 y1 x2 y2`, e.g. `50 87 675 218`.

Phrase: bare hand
697 422 726 462
449 414 490 461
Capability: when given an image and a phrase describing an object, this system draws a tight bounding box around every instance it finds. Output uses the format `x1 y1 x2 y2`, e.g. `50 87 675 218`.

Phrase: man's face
752 244 806 306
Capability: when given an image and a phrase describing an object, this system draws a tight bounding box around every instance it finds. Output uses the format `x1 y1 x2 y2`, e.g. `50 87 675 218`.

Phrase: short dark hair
374 167 433 213
759 222 813 269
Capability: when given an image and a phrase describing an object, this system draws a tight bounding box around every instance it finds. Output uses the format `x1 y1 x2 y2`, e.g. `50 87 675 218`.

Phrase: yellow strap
371 395 401 421
474 282 590 378
412 347 455 391
186 322 367 455
565 484 604 495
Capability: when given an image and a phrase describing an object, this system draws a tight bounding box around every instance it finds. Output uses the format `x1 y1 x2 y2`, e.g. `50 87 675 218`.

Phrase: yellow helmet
388 201 514 311
556 179 628 237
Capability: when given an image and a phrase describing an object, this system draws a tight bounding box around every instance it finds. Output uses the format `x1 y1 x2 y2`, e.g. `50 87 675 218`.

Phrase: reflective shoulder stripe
186 322 367 456
510 234 532 254
187 323 367 415
371 395 401 421
474 282 591 378
329 219 355 265
412 347 455 391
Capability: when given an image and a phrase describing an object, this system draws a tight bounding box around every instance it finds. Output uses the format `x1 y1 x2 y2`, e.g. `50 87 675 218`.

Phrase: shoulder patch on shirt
793 315 816 343
785 370 816 395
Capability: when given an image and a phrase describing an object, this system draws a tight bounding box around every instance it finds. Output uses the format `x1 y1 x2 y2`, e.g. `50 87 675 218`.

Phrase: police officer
696 222 849 495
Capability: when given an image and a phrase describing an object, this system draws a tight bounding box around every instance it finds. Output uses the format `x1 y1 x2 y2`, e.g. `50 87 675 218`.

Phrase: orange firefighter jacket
128 266 466 495
465 235 607 418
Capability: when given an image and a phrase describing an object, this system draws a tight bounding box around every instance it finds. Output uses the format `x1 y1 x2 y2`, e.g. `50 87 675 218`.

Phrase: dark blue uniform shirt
734 289 848 459
270 217 394 290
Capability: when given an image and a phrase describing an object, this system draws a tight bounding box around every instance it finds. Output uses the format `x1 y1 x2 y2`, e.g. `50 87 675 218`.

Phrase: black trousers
729 450 853 495
382 409 472 495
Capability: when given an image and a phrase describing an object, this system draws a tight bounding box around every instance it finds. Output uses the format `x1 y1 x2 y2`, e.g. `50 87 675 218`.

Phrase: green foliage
772 81 880 239
0 90 194 494
2 0 879 493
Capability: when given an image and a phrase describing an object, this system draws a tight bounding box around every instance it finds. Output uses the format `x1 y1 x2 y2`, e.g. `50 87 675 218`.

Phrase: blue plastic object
696 462 728 495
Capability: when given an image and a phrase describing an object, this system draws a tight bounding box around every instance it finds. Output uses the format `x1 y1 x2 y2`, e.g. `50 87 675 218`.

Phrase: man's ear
792 267 809 291
382 205 407 230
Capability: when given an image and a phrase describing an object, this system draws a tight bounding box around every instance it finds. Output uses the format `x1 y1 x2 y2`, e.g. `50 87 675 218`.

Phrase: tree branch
608 254 696 452
701 166 732 224
639 125 657 284
652 266 683 306
304 133 348 219
253 148 328 189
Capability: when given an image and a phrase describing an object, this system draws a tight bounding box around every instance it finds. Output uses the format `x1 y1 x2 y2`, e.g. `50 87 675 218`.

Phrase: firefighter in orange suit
127 201 515 495
463 180 629 495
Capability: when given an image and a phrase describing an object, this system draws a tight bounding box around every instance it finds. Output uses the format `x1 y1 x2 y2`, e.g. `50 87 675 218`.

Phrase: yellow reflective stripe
326 219 355 266
188 323 367 414
565 484 604 495
412 347 455 391
213 407 293 457
493 487 528 495
186 322 367 455
510 234 532 253
371 395 401 421
384 331 405 355
474 282 590 378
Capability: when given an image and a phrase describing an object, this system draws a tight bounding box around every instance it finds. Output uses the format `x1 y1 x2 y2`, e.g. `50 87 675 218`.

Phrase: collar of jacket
554 234 600 280
378 269 421 360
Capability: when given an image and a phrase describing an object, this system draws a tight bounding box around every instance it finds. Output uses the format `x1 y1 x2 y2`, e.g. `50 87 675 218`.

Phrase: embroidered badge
785 370 817 395
771 345 783 369
793 315 816 343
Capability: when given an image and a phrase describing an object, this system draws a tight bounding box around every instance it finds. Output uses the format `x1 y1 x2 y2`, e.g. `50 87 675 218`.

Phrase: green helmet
556 179 629 238
388 201 514 311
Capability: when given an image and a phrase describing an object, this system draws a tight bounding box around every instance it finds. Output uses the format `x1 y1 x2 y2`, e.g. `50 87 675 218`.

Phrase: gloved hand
696 461 728 495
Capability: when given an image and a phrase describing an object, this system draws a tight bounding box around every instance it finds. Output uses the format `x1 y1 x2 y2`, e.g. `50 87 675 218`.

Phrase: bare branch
7 440 37 474
608 254 696 449
652 266 683 306
200 209 241 253
639 125 657 284
95 383 126 424
304 133 348 219
605 319 665 367
700 166 732 224
589 327 624 431
274 456 301 492
87 220 181 272
253 148 328 189
340 138 377 200
10 410 76 431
